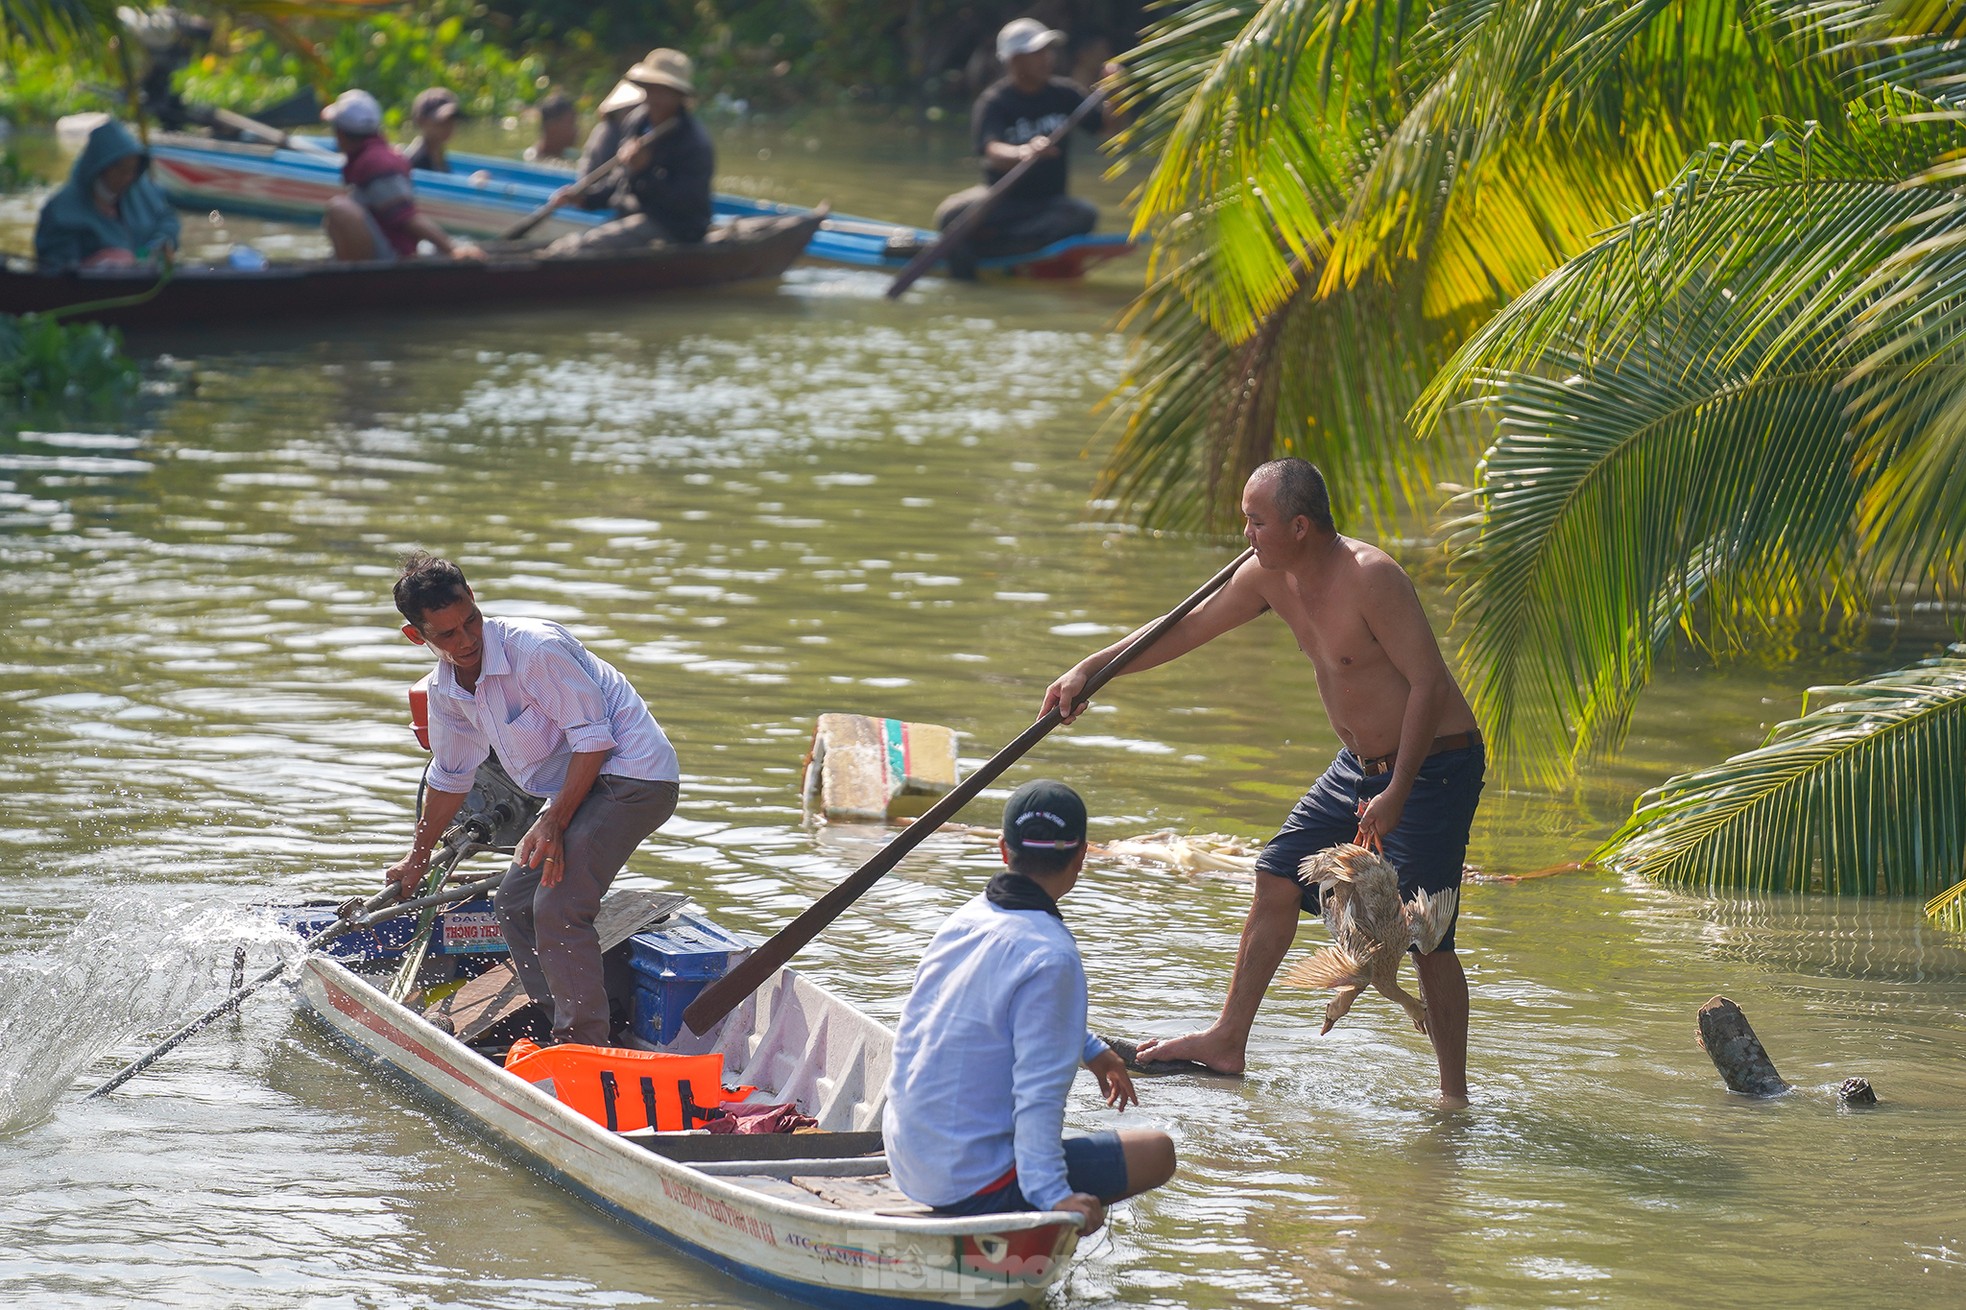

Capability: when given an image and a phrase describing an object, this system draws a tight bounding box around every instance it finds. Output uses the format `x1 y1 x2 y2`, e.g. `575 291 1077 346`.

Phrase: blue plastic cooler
625 914 752 1044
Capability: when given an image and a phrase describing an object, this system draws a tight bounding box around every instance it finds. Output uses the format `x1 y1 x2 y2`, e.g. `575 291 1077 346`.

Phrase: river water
3 112 1965 1308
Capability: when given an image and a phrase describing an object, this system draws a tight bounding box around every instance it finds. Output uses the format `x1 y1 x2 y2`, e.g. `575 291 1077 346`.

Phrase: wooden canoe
288 895 1082 1308
0 211 819 330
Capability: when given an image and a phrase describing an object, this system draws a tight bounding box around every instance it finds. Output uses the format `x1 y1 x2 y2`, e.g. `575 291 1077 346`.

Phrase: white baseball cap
997 17 1065 62
321 89 383 136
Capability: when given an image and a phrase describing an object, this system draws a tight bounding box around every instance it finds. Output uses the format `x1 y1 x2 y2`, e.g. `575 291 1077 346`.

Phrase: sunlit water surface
3 113 1965 1308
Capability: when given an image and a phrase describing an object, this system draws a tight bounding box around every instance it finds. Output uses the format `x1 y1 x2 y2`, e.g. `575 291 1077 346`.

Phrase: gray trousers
933 187 1097 257
496 774 678 1045
544 212 672 257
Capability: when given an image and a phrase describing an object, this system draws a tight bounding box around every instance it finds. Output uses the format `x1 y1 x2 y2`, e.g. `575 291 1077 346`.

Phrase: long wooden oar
499 113 685 241
498 157 622 241
682 546 1255 1035
884 87 1104 300
207 106 338 156
85 871 503 1099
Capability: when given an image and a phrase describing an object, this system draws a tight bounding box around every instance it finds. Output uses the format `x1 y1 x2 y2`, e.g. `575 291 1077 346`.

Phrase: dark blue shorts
930 1132 1130 1216
1253 744 1486 952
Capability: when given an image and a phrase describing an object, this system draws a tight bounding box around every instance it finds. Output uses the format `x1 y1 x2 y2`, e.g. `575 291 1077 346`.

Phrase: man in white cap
932 18 1119 278
319 88 473 262
545 48 715 253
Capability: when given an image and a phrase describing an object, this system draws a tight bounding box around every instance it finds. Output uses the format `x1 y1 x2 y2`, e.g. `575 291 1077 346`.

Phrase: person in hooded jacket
34 120 181 272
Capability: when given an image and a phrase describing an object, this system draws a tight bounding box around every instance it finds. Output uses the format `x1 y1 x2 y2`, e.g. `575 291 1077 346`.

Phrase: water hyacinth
0 312 139 409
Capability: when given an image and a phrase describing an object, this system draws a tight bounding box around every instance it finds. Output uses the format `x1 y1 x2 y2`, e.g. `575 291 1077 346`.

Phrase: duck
1283 842 1458 1035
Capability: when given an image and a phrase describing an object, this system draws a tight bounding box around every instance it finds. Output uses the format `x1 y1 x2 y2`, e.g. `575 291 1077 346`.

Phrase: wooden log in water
1838 1077 1878 1107
1696 996 1792 1096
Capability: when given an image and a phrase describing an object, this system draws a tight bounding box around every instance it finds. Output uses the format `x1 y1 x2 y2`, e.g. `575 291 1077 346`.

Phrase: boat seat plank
627 1128 883 1163
690 1156 888 1178
790 1173 935 1217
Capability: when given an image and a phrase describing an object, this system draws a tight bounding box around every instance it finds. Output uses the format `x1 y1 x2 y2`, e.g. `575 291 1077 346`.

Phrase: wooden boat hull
290 928 1079 1308
0 212 819 330
147 135 1134 280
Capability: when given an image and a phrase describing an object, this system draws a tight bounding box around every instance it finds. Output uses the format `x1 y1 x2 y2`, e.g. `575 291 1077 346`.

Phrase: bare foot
1134 1027 1247 1075
1436 1090 1470 1110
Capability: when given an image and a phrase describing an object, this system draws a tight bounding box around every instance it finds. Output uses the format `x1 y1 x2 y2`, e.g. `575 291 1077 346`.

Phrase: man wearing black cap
883 780 1176 1233
404 87 461 174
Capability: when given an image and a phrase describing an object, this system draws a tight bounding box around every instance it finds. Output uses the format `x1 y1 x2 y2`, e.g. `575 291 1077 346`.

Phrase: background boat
147 135 1134 280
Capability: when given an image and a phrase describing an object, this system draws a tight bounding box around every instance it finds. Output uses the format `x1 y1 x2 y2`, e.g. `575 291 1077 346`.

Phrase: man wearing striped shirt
884 780 1175 1233
386 552 680 1046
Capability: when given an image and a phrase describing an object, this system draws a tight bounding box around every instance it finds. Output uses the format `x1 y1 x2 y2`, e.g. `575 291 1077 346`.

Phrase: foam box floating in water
803 713 959 821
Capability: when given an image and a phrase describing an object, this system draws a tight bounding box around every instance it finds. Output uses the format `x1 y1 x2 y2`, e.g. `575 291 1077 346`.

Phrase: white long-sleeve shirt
883 892 1109 1211
425 617 678 798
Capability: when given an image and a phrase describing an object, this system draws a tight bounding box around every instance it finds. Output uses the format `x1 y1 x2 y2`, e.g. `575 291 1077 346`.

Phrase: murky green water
4 113 1965 1308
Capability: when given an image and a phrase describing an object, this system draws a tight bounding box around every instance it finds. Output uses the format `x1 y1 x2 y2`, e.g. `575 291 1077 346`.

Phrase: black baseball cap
1003 779 1087 854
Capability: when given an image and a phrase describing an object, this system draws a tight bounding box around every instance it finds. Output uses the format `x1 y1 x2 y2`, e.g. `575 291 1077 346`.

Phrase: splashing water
0 895 297 1134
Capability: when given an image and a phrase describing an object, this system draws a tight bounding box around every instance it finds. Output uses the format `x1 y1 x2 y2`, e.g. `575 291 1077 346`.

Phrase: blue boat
148 134 1135 280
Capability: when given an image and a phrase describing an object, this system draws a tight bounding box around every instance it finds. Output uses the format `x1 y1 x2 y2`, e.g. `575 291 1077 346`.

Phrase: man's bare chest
1268 587 1386 676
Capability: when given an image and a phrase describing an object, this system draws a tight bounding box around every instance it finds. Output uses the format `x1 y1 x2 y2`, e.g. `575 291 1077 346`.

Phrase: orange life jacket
504 1038 756 1132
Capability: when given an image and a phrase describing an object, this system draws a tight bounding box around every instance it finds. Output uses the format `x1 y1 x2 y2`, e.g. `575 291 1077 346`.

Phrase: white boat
288 903 1083 1308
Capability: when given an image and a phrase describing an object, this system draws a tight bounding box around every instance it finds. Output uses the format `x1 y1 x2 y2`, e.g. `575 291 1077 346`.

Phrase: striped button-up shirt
425 617 678 798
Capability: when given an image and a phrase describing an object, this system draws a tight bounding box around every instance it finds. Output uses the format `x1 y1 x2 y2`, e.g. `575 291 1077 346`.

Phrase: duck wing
1405 887 1460 954
1284 944 1374 990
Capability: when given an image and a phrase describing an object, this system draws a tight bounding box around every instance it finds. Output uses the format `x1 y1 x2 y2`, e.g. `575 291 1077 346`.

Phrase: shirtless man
1041 458 1485 1104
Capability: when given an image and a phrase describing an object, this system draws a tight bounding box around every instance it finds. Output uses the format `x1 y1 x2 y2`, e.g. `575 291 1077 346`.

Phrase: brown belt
1358 730 1482 777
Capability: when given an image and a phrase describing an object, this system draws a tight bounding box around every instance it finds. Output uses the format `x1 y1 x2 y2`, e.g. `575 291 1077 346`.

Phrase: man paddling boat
931 18 1119 280
544 49 714 254
884 780 1176 1231
386 552 681 1046
1042 459 1486 1105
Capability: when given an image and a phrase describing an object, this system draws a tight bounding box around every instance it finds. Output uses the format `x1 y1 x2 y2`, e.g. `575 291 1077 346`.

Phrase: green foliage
2 2 546 126
1599 653 1966 901
180 3 546 125
0 146 29 191
0 36 117 122
0 312 140 410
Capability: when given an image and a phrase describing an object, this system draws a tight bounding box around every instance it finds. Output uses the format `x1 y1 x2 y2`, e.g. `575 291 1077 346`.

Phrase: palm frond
1329 0 1856 290
1926 874 1966 930
1417 106 1966 429
1095 246 1459 533
1600 652 1966 897
1444 290 1943 780
0 0 116 49
1117 0 1408 341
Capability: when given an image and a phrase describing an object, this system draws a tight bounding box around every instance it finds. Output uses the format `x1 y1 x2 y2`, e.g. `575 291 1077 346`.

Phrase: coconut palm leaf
0 0 113 47
1418 105 1966 425
1117 0 1403 340
1327 0 1856 291
1600 653 1966 899
1097 248 1460 532
1442 286 1954 779
1925 874 1966 930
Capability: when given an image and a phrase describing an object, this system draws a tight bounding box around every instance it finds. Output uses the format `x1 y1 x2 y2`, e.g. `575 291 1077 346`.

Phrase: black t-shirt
971 77 1102 204
403 137 450 174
